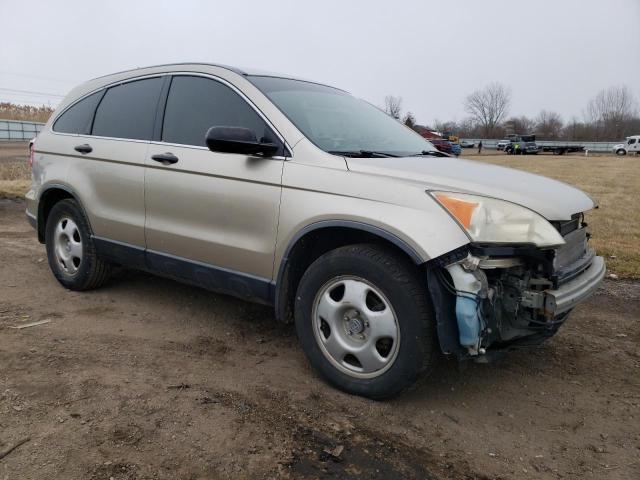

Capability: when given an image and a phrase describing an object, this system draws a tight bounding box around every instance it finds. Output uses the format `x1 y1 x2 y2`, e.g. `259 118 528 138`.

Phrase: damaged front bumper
524 256 605 317
427 228 606 360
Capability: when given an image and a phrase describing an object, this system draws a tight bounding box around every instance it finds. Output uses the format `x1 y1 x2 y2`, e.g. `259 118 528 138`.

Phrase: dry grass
0 164 31 201
0 162 31 199
0 102 54 123
0 141 31 199
0 160 30 180
467 151 640 278
0 179 30 198
1 143 638 277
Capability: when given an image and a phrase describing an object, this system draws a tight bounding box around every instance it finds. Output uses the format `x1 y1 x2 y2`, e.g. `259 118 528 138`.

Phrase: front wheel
616 149 627 156
294 244 437 399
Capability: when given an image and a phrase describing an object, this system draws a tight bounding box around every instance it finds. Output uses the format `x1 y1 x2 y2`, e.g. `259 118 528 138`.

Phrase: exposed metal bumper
544 256 605 315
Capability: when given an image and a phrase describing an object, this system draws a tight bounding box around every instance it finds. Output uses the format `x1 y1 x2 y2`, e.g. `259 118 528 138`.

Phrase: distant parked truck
504 134 539 155
539 144 585 155
612 135 640 155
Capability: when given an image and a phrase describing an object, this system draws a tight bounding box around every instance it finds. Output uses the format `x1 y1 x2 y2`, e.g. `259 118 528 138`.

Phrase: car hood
346 156 595 220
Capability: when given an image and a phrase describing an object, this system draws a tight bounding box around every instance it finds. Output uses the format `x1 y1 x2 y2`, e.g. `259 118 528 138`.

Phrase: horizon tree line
383 84 639 141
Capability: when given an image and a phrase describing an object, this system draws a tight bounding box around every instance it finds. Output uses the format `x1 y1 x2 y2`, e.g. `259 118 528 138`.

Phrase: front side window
249 76 435 157
162 75 278 148
92 77 163 140
628 138 636 145
53 91 103 135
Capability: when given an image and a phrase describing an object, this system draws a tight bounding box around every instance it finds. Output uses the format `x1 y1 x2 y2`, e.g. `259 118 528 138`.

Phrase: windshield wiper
411 150 450 157
328 150 399 158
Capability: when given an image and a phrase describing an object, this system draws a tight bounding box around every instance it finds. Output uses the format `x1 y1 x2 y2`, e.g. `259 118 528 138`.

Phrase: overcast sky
1 0 639 126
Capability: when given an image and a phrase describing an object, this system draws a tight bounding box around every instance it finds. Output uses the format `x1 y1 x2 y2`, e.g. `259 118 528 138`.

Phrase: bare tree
384 95 403 120
402 111 416 128
458 118 481 138
562 116 595 142
433 119 459 135
503 115 535 135
464 82 511 137
535 110 563 140
586 85 638 139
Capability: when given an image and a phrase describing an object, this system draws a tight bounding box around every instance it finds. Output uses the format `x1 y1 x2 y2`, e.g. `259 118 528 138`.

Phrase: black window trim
87 89 107 135
152 76 172 142
152 72 291 158
50 73 167 143
50 71 292 158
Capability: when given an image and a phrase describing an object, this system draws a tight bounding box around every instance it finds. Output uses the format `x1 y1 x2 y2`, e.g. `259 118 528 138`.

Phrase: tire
294 244 437 399
616 149 626 156
45 198 111 291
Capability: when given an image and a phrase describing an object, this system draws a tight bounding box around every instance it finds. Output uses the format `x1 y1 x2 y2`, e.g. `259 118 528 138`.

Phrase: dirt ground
1 199 639 480
0 142 30 163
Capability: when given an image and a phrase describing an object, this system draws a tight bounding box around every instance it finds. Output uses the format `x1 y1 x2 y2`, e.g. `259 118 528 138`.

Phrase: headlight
430 191 565 247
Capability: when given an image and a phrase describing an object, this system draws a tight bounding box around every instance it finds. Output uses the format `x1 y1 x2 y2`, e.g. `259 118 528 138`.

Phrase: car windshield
248 76 435 157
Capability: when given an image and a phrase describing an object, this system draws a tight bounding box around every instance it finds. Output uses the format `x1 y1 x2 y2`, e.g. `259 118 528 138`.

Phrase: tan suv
26 63 605 398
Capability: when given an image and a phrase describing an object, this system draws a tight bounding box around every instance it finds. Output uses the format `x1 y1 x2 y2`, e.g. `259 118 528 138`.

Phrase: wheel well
37 188 75 243
274 226 424 323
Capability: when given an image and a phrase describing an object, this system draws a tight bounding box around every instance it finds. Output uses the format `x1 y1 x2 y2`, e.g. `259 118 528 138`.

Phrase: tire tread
45 199 111 291
294 243 437 398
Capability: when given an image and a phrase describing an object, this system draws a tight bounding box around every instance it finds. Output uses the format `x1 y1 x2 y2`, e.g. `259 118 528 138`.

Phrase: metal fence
0 119 45 141
462 138 622 153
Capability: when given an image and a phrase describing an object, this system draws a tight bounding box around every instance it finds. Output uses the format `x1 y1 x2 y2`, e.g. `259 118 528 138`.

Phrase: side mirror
205 126 279 157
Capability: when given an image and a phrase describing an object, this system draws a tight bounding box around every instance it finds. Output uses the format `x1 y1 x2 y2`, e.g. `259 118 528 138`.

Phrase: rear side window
92 77 163 140
53 91 103 134
162 76 276 148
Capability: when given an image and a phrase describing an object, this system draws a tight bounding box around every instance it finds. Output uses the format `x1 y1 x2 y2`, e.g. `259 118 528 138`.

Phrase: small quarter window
53 91 103 135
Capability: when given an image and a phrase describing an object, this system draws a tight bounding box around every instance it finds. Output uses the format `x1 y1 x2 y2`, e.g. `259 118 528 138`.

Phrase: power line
0 70 78 84
0 87 65 98
0 91 61 100
0 98 57 107
0 96 59 105
0 94 59 105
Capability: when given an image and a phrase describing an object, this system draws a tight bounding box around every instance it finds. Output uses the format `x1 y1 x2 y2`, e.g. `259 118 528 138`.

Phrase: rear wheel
294 244 436 399
45 199 111 291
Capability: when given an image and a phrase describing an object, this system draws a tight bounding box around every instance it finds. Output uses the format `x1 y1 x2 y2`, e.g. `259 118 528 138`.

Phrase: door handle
151 153 179 165
74 144 92 154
